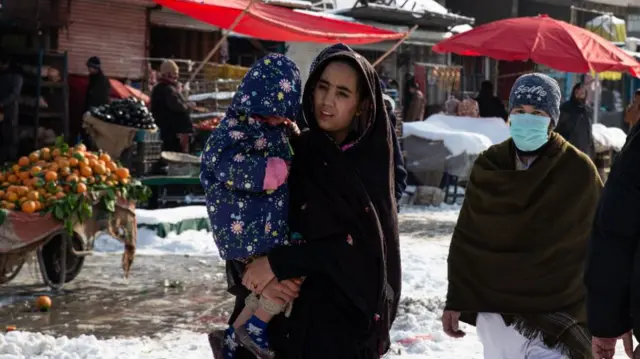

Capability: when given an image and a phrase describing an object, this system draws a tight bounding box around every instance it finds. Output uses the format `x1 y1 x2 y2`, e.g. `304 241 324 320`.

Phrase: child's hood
225 53 302 122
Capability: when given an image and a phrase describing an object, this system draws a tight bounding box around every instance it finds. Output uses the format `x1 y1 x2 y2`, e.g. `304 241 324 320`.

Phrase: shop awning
333 2 474 30
152 0 407 44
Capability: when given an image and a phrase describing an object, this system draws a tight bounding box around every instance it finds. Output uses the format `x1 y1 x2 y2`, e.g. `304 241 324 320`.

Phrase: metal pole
372 24 418 68
594 73 601 124
187 0 260 85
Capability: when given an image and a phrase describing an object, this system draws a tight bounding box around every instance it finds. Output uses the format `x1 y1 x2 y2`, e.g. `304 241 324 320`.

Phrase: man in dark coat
556 83 595 159
0 54 23 163
476 80 508 121
585 118 640 358
150 60 193 153
84 56 111 112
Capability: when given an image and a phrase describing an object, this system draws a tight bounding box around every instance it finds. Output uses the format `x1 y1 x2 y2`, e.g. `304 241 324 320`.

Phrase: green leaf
80 201 93 220
121 187 129 200
102 196 116 213
106 188 116 201
53 206 65 220
0 209 7 226
64 219 74 235
55 136 65 148
68 194 79 208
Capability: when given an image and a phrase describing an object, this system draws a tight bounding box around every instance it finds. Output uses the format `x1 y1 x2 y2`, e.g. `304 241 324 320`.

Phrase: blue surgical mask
509 113 551 152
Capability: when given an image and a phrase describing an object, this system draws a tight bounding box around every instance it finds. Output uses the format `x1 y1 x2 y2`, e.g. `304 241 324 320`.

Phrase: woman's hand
243 257 276 294
261 279 301 303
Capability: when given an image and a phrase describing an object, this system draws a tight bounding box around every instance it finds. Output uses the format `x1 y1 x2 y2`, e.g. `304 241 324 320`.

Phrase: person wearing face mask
556 83 595 159
442 73 603 359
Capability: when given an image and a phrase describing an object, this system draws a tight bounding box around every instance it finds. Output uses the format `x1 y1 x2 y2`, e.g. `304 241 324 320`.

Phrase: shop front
57 0 149 79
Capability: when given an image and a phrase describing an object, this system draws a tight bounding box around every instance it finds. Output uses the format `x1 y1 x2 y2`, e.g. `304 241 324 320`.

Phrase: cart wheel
0 253 26 284
41 233 85 284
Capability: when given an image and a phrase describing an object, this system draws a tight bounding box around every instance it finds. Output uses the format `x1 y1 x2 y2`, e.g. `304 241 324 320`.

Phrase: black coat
84 72 111 112
150 81 192 151
585 125 640 341
557 99 595 159
229 46 400 359
476 94 508 121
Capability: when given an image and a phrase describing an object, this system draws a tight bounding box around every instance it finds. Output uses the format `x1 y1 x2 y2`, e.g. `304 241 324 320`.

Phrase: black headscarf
291 45 400 355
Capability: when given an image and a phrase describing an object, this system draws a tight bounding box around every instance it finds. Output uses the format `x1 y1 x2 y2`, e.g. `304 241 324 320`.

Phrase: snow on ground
1 205 631 358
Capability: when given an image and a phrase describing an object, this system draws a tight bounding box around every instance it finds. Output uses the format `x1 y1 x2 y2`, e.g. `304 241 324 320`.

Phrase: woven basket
161 152 201 176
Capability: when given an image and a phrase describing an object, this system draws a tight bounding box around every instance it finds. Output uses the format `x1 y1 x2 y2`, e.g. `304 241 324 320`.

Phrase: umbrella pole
593 73 601 124
372 24 419 68
187 0 260 85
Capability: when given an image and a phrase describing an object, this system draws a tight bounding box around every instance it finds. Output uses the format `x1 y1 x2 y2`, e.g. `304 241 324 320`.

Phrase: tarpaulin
153 0 406 44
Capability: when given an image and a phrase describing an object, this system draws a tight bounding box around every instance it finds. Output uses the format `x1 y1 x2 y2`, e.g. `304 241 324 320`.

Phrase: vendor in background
556 83 595 159
84 56 111 112
476 80 508 122
0 54 23 163
624 89 640 131
405 81 426 122
151 60 193 153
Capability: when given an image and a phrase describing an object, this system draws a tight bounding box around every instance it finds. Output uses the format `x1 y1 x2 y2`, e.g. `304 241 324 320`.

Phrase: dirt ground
0 211 457 339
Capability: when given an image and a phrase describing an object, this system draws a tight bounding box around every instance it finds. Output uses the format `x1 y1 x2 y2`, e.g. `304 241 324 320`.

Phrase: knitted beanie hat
508 73 562 125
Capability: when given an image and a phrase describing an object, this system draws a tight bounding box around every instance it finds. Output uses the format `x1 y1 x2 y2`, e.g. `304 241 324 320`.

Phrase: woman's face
574 87 586 100
313 61 360 140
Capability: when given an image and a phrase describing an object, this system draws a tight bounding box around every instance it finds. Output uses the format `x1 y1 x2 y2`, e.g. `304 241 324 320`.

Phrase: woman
556 83 595 159
220 45 400 359
476 80 508 121
150 60 193 153
404 81 425 122
442 74 602 359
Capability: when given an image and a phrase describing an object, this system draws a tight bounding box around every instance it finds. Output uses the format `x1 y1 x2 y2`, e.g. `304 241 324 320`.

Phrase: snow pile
135 206 208 226
592 123 627 152
403 115 509 156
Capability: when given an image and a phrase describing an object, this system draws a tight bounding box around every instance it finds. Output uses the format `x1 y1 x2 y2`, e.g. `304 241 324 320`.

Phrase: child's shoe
234 316 275 359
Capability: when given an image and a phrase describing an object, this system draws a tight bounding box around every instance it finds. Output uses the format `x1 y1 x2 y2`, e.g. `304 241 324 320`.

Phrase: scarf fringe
511 318 593 359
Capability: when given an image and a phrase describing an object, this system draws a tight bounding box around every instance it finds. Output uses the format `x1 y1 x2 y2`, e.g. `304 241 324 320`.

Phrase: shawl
289 45 400 355
446 133 602 359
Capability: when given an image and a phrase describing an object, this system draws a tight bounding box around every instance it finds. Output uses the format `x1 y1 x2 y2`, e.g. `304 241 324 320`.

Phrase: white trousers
476 313 568 359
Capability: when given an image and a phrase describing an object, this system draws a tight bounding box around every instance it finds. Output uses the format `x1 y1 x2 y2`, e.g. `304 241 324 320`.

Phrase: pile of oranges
0 143 131 213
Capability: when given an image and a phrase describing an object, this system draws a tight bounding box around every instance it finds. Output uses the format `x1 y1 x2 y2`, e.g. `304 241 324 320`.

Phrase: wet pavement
0 210 458 339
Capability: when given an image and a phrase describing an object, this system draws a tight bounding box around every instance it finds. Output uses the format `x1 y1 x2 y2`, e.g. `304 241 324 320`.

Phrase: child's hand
263 157 289 191
265 116 287 126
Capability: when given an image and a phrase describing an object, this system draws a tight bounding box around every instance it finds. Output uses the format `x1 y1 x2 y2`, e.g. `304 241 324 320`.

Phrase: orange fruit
18 197 28 205
27 191 39 201
48 163 59 172
41 148 51 160
59 167 71 177
93 164 106 176
4 202 15 210
44 171 57 182
18 172 30 181
76 144 87 152
30 166 42 177
80 167 93 177
105 180 115 187
6 192 18 202
55 192 66 199
7 174 18 184
66 175 79 183
17 157 30 167
28 152 40 163
120 178 130 185
0 191 5 198
11 164 20 174
57 158 70 168
16 187 29 196
34 295 51 311
69 158 79 167
38 188 47 196
52 148 61 158
76 182 87 193
21 200 36 213
99 153 111 163
0 173 5 182
35 201 43 211
106 161 118 172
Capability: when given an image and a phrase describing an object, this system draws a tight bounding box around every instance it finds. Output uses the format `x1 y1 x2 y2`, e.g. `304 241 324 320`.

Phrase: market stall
0 139 151 290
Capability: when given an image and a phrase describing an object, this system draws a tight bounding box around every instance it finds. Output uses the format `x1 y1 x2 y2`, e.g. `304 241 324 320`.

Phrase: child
200 53 301 359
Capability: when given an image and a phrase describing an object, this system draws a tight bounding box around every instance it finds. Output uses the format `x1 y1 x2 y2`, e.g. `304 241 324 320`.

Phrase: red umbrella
153 0 406 44
433 15 640 77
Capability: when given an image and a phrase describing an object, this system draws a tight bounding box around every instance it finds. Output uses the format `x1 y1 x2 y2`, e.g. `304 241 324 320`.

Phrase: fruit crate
137 141 163 162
